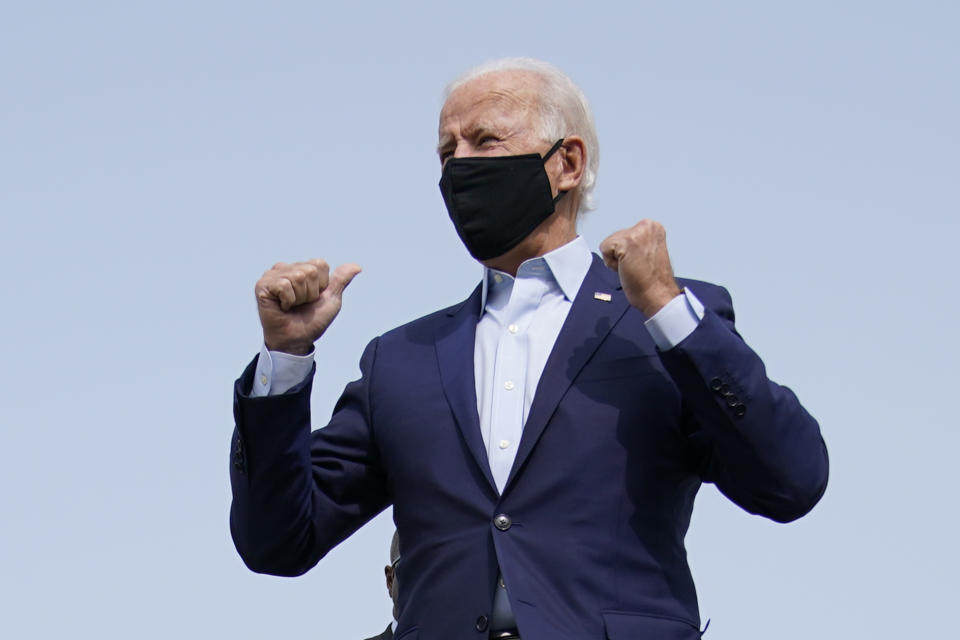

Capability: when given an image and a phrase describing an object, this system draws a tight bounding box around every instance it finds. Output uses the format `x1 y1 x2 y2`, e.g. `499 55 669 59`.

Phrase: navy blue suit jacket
230 255 828 640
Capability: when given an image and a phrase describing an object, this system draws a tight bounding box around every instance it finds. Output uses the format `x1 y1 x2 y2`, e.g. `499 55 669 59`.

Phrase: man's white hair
444 57 600 214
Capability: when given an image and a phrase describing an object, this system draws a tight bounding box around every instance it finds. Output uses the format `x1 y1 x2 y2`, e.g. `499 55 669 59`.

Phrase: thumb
327 263 363 296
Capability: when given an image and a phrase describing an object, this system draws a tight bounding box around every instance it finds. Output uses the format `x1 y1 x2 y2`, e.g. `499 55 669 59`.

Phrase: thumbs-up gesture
255 259 362 355
600 220 681 317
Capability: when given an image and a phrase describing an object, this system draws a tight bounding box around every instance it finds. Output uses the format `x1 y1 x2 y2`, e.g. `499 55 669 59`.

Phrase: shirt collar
479 236 592 310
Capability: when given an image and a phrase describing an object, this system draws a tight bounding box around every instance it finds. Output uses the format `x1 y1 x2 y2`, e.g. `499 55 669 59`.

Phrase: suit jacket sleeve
665 281 829 522
229 337 388 576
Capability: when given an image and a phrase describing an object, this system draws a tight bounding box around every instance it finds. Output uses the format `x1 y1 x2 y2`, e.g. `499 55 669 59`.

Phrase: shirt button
503 381 515 391
260 375 268 386
499 440 510 449
508 324 519 334
493 274 503 283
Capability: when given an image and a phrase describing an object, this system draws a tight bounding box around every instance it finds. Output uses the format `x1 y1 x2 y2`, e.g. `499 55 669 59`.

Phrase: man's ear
385 565 394 595
555 136 586 193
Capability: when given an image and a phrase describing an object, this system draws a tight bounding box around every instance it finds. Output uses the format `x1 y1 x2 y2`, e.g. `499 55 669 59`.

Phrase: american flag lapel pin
594 292 612 302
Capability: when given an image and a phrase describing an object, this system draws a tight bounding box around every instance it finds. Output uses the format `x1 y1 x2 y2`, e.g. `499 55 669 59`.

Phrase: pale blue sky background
1 2 957 638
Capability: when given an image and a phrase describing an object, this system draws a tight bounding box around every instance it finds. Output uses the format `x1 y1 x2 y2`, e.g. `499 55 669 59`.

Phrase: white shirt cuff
250 344 315 397
644 288 705 350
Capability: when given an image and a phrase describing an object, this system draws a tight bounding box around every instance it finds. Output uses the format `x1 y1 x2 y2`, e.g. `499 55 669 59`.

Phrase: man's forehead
440 70 542 123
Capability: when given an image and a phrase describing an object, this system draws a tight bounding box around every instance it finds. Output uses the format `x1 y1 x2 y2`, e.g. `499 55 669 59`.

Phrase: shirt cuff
644 288 705 350
250 344 315 397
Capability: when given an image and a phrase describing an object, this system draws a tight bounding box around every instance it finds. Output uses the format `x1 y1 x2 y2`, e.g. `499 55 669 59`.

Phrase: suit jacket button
475 615 489 632
494 514 512 531
725 394 740 407
710 377 723 391
733 404 747 418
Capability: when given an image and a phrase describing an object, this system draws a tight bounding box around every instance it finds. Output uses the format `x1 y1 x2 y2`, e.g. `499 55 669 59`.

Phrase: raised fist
600 220 681 317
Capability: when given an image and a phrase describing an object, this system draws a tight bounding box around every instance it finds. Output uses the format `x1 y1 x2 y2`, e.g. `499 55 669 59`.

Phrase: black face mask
439 139 567 261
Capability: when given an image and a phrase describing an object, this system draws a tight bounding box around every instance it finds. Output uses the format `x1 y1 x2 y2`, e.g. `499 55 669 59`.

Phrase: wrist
638 283 683 317
264 338 314 356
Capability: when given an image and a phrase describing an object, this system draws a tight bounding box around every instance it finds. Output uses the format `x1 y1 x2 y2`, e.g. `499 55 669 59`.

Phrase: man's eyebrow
436 133 455 155
436 120 505 155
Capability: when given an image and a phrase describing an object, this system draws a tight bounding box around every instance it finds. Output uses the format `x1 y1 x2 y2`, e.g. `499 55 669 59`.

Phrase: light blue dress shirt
474 236 592 493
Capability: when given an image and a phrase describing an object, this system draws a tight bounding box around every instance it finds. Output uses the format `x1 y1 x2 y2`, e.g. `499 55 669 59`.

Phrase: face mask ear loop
543 139 568 204
541 138 565 162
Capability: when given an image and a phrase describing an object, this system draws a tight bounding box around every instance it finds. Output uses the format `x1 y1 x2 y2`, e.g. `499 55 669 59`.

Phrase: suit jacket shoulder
676 277 734 323
376 283 482 348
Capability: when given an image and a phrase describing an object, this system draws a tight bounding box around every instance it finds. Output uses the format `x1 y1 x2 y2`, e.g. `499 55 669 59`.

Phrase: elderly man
229 58 828 640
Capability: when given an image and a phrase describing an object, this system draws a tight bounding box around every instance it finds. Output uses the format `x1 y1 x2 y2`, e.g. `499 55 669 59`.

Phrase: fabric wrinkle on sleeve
644 288 705 350
250 343 316 397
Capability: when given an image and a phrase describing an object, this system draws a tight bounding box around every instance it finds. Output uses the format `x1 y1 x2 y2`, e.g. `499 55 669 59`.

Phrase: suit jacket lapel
504 255 631 492
434 284 498 495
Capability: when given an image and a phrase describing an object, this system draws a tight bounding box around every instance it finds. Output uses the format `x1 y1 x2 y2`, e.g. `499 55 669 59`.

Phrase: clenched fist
255 259 361 355
600 220 682 317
